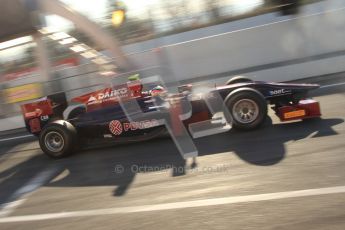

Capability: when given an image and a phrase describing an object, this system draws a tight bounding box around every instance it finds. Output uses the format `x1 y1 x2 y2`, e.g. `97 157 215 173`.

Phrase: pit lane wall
126 4 345 84
2 1 345 132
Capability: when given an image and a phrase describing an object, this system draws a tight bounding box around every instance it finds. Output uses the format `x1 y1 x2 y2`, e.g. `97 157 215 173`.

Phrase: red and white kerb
109 120 123 136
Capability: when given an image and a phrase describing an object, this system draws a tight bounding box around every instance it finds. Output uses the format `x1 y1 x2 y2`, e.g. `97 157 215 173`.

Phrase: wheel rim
232 99 259 124
44 131 64 153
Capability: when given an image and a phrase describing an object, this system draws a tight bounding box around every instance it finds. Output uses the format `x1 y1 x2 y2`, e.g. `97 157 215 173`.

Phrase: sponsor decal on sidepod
88 88 128 104
109 120 160 135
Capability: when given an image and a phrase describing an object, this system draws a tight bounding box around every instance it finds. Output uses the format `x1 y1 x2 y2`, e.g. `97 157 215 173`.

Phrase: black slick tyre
39 120 78 158
226 76 253 85
224 88 267 130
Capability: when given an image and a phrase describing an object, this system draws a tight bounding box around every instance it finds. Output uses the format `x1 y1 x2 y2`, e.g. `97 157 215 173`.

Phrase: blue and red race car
21 75 321 158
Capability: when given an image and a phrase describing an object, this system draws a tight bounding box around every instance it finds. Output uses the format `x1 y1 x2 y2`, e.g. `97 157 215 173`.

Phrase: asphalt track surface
0 74 344 229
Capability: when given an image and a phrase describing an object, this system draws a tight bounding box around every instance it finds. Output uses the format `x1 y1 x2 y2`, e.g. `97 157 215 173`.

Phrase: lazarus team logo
109 120 123 136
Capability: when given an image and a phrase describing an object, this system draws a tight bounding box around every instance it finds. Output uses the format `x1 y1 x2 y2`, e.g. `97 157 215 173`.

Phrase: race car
21 75 321 158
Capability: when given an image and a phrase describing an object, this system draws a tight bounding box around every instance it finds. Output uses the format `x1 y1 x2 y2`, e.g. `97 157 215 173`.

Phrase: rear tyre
39 120 78 158
224 88 267 130
226 76 253 85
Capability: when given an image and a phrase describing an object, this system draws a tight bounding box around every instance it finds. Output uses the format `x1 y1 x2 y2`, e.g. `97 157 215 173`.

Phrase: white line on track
0 135 33 142
0 167 59 218
320 82 345 89
0 185 344 223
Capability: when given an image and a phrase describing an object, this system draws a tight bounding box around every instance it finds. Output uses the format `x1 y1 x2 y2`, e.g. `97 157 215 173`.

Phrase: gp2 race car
21 75 321 158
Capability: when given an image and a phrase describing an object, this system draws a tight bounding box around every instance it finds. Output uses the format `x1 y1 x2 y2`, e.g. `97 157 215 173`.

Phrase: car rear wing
21 92 68 134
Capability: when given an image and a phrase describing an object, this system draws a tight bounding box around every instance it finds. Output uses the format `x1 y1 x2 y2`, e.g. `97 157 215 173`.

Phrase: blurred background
0 0 342 131
2 2 345 229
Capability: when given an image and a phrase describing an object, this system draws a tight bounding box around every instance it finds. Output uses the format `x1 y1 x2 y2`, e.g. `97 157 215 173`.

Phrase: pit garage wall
127 6 345 84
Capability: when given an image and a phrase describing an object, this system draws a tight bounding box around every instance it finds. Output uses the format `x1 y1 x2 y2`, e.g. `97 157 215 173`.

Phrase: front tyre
226 76 253 85
224 88 267 130
39 121 78 158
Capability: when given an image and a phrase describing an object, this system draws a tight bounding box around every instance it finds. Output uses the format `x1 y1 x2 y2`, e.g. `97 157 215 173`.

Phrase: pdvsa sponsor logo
88 88 128 104
109 120 123 135
269 89 291 96
123 120 160 131
109 120 160 135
